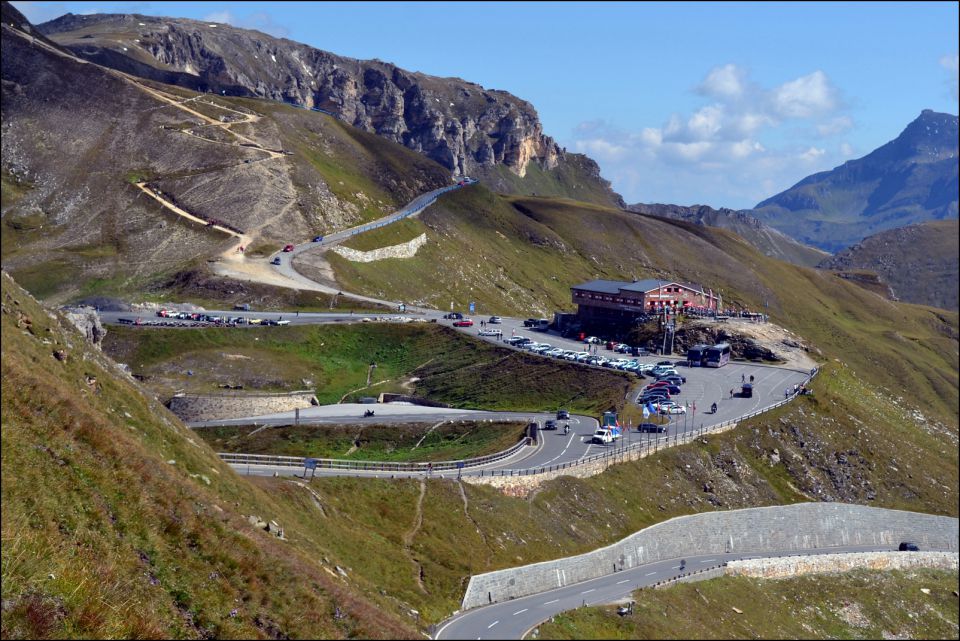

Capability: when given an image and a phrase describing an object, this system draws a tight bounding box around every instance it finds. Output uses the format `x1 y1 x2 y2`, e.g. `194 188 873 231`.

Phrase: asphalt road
433 544 897 640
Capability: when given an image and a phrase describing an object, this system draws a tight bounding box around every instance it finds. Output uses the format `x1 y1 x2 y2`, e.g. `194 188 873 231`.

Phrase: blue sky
14 1 960 208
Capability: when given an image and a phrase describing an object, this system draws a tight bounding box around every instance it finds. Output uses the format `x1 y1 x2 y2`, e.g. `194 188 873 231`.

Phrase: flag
646 402 656 415
642 405 650 419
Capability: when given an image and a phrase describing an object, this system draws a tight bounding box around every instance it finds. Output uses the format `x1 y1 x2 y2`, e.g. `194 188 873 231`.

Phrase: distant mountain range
819 219 959 311
624 203 828 267
752 110 958 253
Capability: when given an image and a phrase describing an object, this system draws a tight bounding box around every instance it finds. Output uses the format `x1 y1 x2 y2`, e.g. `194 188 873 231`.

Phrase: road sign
469 301 475 314
304 458 318 470
456 462 465 469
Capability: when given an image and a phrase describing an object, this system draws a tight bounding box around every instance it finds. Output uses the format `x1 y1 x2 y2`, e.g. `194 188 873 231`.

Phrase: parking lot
440 316 812 436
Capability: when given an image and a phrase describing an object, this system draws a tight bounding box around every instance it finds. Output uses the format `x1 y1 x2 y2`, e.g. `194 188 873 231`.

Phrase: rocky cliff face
39 12 562 179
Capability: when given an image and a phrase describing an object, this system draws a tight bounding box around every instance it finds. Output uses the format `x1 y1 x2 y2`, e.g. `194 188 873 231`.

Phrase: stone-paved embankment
167 391 317 422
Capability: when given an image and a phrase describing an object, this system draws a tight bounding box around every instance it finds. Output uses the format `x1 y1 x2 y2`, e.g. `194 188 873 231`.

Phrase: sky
13 1 960 209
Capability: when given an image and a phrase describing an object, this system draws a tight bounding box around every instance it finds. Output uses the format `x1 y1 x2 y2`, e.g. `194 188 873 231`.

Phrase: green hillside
537 568 960 640
0 271 418 639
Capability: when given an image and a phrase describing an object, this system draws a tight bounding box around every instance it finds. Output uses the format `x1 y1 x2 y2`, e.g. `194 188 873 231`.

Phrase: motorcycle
363 409 375 417
710 403 718 414
679 559 686 571
564 424 570 435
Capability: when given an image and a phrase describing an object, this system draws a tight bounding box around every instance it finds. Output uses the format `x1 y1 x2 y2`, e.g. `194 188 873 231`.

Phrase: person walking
741 373 745 383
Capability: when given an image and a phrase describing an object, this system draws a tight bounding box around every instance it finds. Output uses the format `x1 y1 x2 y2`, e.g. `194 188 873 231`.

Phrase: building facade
571 279 718 328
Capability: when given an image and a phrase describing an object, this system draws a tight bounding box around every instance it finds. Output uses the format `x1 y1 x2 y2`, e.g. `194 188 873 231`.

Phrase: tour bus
705 342 731 368
686 344 710 367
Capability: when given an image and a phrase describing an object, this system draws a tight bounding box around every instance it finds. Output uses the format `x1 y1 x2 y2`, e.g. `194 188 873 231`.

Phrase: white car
612 358 630 369
660 405 687 415
562 350 578 360
478 328 502 336
533 344 552 353
595 356 609 366
575 351 591 361
547 348 564 357
591 428 614 444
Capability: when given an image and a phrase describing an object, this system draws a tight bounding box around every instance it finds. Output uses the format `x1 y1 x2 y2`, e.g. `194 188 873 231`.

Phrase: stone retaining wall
168 391 318 422
332 233 427 263
460 503 959 609
726 551 958 579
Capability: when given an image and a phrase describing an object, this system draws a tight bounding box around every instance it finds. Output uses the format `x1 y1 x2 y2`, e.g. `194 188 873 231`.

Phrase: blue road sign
456 462 465 469
469 301 475 313
304 458 318 470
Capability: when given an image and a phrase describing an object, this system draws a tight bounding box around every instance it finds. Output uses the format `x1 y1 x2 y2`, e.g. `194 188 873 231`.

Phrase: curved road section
269 182 470 307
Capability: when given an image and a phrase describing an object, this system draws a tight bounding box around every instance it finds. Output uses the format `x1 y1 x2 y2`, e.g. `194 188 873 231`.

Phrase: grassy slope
330 189 959 423
102 323 633 412
339 217 427 251
0 271 417 639
195 421 526 462
536 568 960 640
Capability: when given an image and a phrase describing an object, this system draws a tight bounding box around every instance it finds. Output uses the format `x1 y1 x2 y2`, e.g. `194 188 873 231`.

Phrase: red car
453 319 474 327
282 244 295 252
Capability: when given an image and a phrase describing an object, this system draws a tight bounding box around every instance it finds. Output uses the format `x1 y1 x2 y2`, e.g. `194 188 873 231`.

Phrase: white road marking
646 571 657 576
513 609 528 615
487 621 499 629
581 588 595 594
702 559 716 563
544 599 559 605
616 579 630 584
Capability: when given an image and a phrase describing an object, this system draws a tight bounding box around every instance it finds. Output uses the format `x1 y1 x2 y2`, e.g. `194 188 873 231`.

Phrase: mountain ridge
36 9 621 208
752 109 959 252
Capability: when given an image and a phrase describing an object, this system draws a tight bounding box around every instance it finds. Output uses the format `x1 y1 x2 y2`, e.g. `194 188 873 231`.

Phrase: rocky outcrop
63 306 106 349
726 551 958 579
167 391 318 423
39 12 563 178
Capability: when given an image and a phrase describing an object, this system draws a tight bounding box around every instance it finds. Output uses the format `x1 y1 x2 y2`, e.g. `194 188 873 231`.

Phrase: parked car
547 347 564 357
453 319 474 327
898 541 920 551
584 336 602 344
575 351 591 361
660 405 687 415
638 391 670 404
444 312 464 320
478 328 502 336
312 235 324 242
658 374 687 385
523 318 539 327
507 336 527 345
283 244 295 252
637 423 666 433
557 409 570 420
591 428 614 444
488 316 502 324
656 360 673 366
270 257 282 265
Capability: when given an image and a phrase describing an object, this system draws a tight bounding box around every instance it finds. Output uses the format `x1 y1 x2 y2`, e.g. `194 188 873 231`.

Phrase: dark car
638 393 670 404
637 423 666 433
657 374 687 384
544 419 558 430
270 257 282 265
898 541 920 551
656 360 673 366
557 409 570 420
523 318 538 327
312 235 324 242
444 312 464 320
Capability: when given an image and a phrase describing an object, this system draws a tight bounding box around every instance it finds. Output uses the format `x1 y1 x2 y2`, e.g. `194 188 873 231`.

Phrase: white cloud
573 138 628 162
816 115 853 137
203 10 234 24
698 64 746 99
941 54 959 101
799 146 826 162
771 71 837 118
569 66 853 208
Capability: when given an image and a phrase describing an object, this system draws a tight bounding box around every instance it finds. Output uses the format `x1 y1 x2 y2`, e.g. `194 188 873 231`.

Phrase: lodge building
571 279 719 327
